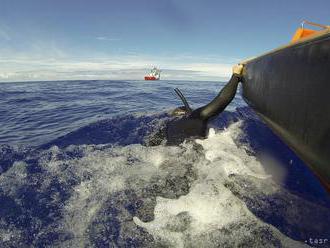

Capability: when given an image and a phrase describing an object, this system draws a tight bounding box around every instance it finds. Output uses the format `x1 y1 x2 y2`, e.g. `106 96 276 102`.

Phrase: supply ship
144 67 161 80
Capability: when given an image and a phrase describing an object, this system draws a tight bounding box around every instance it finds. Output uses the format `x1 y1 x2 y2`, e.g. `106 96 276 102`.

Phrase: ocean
0 80 329 247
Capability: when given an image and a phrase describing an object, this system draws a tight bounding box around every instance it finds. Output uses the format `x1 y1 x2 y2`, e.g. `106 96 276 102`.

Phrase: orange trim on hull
291 28 317 42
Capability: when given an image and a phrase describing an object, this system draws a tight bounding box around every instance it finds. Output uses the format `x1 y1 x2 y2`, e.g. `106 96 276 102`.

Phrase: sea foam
0 122 310 247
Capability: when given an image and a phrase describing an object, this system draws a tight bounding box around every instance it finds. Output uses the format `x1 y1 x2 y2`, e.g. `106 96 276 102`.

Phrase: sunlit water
0 80 329 247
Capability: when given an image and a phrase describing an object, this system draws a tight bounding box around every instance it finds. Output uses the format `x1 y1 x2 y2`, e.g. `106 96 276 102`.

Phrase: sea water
0 80 329 247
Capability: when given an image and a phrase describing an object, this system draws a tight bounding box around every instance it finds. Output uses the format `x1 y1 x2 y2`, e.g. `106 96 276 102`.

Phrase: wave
0 108 329 247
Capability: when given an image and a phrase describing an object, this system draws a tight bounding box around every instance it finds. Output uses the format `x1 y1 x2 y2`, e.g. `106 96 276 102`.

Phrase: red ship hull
144 76 159 80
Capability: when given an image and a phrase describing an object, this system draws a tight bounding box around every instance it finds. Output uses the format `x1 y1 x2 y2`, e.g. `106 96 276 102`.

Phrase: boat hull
144 76 159 80
242 30 330 190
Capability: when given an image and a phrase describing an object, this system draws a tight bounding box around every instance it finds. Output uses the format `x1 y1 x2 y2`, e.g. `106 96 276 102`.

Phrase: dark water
0 80 329 247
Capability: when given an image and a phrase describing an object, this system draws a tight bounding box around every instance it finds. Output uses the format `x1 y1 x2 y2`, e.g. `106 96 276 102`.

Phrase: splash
133 123 307 247
0 121 319 247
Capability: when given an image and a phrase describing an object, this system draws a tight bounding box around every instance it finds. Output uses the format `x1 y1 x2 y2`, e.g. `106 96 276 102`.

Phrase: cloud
96 36 121 42
0 22 240 82
0 51 239 82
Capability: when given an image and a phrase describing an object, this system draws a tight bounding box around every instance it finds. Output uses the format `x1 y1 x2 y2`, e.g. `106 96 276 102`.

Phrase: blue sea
0 80 329 247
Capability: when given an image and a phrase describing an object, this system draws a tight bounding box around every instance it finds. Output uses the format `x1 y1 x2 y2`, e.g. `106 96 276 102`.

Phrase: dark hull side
242 31 330 189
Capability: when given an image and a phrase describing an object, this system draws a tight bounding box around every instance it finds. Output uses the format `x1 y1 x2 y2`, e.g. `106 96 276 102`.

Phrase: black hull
242 31 330 189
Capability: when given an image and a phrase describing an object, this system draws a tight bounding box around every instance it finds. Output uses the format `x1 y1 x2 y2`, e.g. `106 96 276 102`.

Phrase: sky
0 0 329 82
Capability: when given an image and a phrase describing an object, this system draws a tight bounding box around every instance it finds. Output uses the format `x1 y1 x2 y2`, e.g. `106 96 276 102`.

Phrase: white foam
196 123 270 179
35 143 189 247
0 161 28 196
133 122 307 247
0 121 309 247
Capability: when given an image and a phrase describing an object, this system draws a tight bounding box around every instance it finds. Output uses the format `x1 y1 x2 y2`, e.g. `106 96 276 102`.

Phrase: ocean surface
0 80 329 248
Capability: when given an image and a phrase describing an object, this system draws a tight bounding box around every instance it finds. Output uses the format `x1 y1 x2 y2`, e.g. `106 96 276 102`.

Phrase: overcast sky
0 0 329 82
